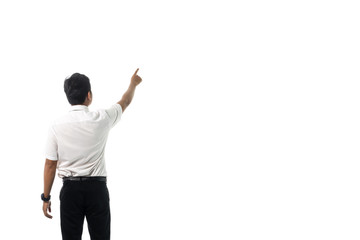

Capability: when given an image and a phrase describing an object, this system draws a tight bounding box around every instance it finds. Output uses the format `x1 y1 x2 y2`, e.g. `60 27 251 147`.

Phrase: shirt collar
69 105 89 112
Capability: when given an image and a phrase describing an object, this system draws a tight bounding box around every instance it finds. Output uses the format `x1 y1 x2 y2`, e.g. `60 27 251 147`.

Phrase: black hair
64 73 91 105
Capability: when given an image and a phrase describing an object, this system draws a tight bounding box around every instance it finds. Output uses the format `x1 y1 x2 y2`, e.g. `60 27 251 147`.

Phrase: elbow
45 159 57 171
119 98 131 112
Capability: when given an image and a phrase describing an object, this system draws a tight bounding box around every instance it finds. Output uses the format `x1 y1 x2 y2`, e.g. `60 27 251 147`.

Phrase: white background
0 0 359 239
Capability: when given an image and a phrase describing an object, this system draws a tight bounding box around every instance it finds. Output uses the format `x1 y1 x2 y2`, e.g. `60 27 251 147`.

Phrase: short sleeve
105 104 123 128
45 126 58 161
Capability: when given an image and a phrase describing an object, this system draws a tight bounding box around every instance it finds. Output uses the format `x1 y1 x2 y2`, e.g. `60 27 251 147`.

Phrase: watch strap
41 193 51 202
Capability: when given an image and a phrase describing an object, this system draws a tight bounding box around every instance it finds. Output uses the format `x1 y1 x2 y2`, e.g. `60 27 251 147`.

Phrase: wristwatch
41 193 51 202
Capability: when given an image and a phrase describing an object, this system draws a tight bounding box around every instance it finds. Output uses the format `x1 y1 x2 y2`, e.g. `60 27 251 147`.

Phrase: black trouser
60 177 110 240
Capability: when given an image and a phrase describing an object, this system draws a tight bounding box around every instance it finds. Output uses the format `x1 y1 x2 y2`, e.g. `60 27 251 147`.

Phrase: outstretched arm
43 159 57 219
118 68 142 112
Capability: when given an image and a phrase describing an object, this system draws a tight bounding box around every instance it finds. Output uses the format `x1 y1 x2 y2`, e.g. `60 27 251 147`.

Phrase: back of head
64 73 91 105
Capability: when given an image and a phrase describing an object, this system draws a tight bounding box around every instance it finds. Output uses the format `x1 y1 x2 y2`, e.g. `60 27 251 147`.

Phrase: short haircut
64 73 91 105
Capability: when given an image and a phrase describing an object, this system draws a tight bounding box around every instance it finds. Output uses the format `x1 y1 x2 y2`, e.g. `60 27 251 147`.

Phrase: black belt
63 176 107 182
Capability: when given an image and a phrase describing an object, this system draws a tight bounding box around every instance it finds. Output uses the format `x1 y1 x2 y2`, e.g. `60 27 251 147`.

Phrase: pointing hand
131 68 142 86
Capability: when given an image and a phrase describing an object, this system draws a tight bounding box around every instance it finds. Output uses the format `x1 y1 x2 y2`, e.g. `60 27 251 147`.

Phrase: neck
71 104 88 107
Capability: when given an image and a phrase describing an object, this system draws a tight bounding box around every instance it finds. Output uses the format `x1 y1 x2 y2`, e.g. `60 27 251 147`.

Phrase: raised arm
118 68 142 112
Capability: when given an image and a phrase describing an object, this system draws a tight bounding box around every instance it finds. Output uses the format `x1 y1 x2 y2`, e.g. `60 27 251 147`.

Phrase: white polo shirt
45 104 122 178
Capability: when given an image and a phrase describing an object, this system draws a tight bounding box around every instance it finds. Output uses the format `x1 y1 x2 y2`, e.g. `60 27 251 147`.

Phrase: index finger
133 68 139 75
44 211 53 219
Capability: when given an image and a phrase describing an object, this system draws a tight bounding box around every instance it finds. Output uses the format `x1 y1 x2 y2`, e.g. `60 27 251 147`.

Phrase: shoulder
104 104 122 115
102 104 123 127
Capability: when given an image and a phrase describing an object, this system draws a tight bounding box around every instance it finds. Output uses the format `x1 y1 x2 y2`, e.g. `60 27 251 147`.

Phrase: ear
87 91 92 101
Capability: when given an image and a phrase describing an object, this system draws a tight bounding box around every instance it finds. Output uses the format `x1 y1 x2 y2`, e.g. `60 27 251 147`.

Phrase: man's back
46 104 122 177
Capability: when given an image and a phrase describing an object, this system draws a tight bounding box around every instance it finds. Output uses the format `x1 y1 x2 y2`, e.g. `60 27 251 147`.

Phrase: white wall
0 0 359 239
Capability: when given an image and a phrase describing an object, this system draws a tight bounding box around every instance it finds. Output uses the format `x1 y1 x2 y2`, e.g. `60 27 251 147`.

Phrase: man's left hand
43 201 53 219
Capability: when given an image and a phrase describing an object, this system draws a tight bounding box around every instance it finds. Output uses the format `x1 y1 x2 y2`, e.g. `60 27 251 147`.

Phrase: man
42 69 142 240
